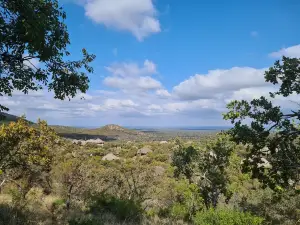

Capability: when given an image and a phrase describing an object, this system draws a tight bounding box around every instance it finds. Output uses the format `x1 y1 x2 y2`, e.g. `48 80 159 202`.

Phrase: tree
172 135 234 209
172 139 198 184
0 118 58 196
0 0 96 112
197 134 234 209
223 56 300 191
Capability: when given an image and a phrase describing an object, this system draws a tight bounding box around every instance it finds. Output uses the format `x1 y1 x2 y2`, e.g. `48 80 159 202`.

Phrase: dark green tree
0 0 96 112
198 134 234 209
224 56 300 191
172 135 234 209
172 139 198 184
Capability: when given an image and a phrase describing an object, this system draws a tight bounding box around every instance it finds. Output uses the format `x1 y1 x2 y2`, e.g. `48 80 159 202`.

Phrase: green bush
52 199 65 207
153 153 169 162
170 203 188 220
193 209 264 225
161 181 203 221
69 216 103 225
89 195 142 222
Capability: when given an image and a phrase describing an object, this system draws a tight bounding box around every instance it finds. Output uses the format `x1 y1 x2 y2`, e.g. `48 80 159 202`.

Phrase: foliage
223 56 300 190
169 180 203 221
0 118 57 172
198 134 235 209
69 217 103 225
0 0 95 112
172 139 198 183
239 190 300 225
88 194 142 222
193 208 264 225
172 135 235 209
0 122 299 224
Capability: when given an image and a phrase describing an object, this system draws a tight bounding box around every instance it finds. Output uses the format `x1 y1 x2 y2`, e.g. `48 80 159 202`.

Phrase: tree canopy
224 56 300 191
0 0 95 112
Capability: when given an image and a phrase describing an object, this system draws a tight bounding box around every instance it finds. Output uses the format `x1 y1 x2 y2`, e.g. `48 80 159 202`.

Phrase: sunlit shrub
193 208 264 225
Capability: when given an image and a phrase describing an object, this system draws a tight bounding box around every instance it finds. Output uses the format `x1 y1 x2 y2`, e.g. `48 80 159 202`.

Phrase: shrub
69 216 103 225
0 118 58 174
170 203 188 220
161 180 203 221
153 153 169 162
193 208 264 225
89 195 142 222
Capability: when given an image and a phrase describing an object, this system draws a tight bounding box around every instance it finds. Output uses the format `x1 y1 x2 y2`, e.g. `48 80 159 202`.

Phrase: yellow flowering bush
0 118 58 174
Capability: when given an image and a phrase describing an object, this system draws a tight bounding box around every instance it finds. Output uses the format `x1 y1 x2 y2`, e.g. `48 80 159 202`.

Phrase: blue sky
4 0 300 127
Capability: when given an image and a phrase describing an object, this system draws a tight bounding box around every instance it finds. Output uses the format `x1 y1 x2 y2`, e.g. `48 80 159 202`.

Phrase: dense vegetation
1 0 299 224
0 114 299 224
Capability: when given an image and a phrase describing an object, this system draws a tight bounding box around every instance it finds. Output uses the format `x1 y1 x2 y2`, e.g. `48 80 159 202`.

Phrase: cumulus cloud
104 76 161 91
269 44 300 58
89 99 138 111
103 60 162 91
164 99 224 114
173 67 268 100
23 54 40 69
83 0 161 40
147 104 163 112
156 89 171 98
3 44 300 127
105 60 157 77
226 87 275 102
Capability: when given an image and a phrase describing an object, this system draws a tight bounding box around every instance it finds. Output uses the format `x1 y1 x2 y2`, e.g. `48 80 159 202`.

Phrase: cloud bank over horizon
2 44 300 127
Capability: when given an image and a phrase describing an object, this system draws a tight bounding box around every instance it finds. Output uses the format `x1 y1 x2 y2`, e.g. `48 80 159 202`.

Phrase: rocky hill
102 124 126 131
0 112 147 141
52 124 147 141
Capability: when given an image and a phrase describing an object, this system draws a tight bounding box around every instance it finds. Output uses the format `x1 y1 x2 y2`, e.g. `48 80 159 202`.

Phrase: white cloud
156 89 171 98
103 60 161 91
104 99 138 109
73 93 93 101
269 44 300 58
226 87 275 102
12 90 44 97
4 45 300 127
88 99 138 112
164 99 224 114
23 54 40 69
106 60 157 77
2 83 296 127
104 76 161 91
84 0 161 40
1 97 20 107
147 104 163 112
173 67 268 100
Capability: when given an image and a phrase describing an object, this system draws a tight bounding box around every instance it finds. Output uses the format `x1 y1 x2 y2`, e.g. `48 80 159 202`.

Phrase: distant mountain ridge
0 112 33 124
0 112 146 140
49 123 147 141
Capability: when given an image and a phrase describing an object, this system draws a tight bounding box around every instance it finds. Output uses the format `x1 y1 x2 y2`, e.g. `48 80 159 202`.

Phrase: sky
3 0 300 127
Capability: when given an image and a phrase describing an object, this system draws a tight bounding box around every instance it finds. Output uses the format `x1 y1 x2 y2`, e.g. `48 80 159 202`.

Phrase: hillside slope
0 112 34 125
0 113 147 141
51 124 147 141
